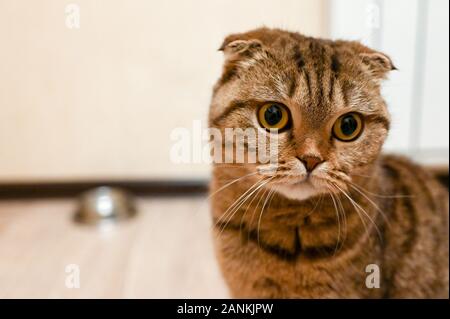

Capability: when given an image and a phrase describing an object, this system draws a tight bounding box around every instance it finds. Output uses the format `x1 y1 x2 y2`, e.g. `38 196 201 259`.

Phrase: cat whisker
257 188 276 247
327 187 342 257
347 180 413 199
191 171 258 221
328 170 352 183
248 181 273 243
333 182 383 243
215 179 263 228
208 171 258 201
337 193 348 248
330 182 370 242
332 188 348 253
329 175 393 237
346 183 391 227
349 172 375 179
218 179 271 237
221 180 269 228
327 174 407 231
304 193 323 218
239 182 265 241
266 187 277 211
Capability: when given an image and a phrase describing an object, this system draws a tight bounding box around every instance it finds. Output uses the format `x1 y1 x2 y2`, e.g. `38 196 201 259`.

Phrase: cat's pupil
341 115 358 136
264 105 283 126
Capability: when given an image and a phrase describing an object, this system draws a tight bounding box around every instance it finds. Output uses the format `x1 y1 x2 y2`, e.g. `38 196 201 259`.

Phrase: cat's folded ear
344 40 396 81
359 51 397 82
218 36 264 62
360 51 397 81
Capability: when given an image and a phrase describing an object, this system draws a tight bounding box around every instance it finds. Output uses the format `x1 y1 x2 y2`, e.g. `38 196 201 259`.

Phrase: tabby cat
209 28 449 298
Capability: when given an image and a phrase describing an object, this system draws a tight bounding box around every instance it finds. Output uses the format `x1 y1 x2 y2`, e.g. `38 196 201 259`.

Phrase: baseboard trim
0 179 209 199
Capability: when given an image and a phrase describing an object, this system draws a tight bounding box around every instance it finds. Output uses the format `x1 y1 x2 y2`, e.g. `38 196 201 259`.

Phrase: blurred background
0 0 448 298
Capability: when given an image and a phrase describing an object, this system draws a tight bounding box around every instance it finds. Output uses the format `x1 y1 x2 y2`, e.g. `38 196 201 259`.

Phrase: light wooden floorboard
0 197 229 298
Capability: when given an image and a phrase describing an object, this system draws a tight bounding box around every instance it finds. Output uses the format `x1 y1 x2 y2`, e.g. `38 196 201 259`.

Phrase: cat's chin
272 181 321 201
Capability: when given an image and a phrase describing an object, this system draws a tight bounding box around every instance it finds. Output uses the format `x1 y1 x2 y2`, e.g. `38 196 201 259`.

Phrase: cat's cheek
332 125 387 168
331 144 370 171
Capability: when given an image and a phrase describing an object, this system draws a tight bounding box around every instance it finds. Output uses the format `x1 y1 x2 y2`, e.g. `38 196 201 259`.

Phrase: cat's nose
298 156 324 173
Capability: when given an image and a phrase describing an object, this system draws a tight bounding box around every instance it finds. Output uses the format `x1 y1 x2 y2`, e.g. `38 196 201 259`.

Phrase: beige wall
0 0 327 182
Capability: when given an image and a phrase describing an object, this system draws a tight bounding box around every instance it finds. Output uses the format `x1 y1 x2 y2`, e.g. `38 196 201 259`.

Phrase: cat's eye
332 113 363 141
258 103 290 131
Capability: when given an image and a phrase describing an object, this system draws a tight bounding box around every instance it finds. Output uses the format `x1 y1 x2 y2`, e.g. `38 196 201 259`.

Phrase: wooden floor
0 196 229 298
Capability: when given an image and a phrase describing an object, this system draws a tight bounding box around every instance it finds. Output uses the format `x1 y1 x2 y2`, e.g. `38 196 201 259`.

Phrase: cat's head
209 28 395 201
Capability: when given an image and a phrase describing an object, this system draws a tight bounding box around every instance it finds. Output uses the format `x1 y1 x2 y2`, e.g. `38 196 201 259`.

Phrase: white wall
329 0 449 165
0 0 327 182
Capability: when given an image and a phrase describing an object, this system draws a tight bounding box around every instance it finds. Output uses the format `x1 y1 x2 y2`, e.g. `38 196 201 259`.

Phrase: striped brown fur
209 28 448 298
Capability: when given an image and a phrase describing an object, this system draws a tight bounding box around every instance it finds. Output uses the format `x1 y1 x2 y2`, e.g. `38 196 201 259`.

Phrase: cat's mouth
257 164 335 199
270 178 320 201
266 173 332 201
269 172 325 186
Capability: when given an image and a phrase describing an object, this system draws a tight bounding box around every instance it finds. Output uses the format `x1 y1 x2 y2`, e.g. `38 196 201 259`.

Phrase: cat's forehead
236 42 363 122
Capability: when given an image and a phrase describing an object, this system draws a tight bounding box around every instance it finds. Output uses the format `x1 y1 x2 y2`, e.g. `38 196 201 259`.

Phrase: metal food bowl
74 186 137 225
